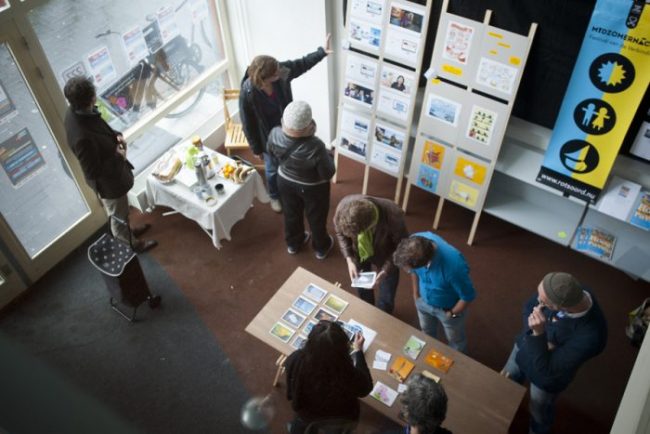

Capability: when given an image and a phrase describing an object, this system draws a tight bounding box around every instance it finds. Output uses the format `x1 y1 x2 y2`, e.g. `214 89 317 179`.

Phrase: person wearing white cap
267 101 335 259
239 35 332 213
501 272 607 434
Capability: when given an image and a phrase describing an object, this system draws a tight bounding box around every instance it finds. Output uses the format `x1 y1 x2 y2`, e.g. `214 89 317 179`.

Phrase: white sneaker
270 198 282 213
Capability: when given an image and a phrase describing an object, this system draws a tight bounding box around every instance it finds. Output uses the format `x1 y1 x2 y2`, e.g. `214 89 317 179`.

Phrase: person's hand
116 143 126 159
352 332 365 352
374 270 386 288
323 33 333 55
346 257 358 281
116 134 126 147
528 305 547 336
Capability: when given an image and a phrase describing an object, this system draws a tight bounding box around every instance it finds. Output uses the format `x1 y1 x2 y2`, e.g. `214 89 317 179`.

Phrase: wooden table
245 267 525 434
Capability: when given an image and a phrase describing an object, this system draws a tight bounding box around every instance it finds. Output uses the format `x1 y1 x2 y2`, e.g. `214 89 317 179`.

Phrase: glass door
0 19 106 300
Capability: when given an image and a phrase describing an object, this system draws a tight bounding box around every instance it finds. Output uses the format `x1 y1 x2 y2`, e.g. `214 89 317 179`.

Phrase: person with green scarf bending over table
333 195 408 314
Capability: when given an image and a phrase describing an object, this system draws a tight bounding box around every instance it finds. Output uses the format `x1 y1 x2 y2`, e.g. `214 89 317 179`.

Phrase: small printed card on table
292 296 316 316
371 381 399 407
425 349 454 373
303 283 328 303
403 335 426 360
281 308 306 328
324 294 349 314
269 322 295 343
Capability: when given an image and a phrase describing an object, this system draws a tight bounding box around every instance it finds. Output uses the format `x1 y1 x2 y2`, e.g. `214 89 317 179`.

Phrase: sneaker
315 235 334 260
270 198 283 213
287 232 311 255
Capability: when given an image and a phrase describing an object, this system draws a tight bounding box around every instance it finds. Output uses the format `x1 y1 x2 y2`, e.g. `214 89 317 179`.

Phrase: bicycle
95 0 213 123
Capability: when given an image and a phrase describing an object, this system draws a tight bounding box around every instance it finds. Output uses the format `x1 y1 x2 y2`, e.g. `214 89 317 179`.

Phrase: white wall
224 0 333 144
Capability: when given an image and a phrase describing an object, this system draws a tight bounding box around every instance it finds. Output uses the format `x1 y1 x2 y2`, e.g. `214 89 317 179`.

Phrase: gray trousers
101 195 131 244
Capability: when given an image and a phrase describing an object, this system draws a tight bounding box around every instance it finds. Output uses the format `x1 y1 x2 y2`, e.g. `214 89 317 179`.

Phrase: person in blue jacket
501 272 607 434
393 232 476 353
239 35 331 213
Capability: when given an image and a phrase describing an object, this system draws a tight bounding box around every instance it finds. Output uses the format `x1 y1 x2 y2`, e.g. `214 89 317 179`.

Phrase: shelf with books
575 207 650 282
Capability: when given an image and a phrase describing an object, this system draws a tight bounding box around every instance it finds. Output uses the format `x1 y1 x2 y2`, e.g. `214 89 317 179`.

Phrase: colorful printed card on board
443 20 475 65
537 0 650 203
415 140 446 193
448 180 479 208
466 105 497 145
453 156 487 185
426 93 461 127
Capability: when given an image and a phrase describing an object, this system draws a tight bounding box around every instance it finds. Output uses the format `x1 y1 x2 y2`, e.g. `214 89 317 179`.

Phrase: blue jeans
263 152 279 200
415 297 467 353
356 263 399 314
502 344 558 434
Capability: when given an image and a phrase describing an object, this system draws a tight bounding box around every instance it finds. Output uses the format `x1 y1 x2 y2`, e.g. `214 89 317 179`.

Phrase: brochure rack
333 0 433 203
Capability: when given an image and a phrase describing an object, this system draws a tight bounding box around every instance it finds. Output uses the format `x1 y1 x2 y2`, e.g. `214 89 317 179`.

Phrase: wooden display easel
402 1 537 244
333 0 433 204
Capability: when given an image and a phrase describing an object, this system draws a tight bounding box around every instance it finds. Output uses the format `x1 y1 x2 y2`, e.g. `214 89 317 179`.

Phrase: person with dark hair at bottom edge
501 272 607 434
63 76 157 255
334 195 408 314
399 373 452 434
268 101 335 258
285 320 373 434
240 35 332 214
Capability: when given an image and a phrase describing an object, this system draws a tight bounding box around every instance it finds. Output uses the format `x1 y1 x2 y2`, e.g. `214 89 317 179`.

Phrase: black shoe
131 223 151 237
315 235 334 260
133 239 158 253
287 232 311 255
148 295 162 309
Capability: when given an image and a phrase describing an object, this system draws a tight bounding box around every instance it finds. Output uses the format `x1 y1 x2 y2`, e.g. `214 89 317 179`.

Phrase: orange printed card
389 356 415 382
424 349 454 373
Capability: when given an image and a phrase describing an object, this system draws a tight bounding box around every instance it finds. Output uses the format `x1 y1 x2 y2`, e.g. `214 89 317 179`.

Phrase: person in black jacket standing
268 101 335 258
285 320 373 434
501 272 607 434
239 35 331 213
63 76 156 253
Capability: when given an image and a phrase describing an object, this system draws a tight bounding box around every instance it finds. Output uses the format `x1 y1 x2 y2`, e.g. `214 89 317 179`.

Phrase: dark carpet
0 235 257 434
1 153 648 434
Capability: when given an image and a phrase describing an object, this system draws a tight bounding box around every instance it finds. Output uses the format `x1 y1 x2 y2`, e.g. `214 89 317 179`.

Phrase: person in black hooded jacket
239 35 331 213
267 101 335 258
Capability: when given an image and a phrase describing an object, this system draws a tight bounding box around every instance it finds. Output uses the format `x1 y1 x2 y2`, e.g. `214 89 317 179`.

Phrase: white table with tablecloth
145 144 269 248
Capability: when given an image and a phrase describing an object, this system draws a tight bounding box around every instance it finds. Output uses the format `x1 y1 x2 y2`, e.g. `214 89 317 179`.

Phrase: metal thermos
194 160 208 186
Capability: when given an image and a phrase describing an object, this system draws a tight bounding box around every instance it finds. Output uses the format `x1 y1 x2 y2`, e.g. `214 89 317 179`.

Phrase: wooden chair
223 89 261 168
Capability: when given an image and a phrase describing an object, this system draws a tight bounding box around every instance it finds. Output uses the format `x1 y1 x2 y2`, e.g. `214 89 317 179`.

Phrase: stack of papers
372 349 391 370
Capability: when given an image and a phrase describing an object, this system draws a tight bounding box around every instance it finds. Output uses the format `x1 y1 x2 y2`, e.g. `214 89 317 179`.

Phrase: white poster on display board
349 18 383 53
371 144 401 174
350 0 387 25
430 13 483 86
338 108 372 162
376 63 415 123
442 20 475 65
342 53 378 110
370 120 407 175
384 1 426 66
377 89 410 122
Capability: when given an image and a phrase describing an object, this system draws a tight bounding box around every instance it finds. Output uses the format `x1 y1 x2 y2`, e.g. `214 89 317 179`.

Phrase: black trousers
277 177 331 252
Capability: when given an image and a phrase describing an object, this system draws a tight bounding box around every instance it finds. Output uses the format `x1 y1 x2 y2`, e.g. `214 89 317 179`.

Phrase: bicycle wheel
151 60 205 119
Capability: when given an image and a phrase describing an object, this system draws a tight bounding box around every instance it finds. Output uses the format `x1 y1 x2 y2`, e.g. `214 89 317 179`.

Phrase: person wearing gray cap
501 272 607 434
267 101 335 259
